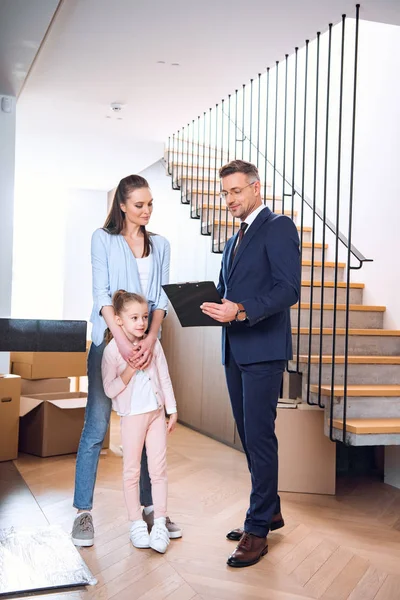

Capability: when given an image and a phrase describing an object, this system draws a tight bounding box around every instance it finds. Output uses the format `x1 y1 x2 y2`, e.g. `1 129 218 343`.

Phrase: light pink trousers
120 408 167 521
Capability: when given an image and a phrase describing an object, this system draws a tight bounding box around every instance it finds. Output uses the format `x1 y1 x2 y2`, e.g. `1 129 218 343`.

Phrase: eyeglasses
219 181 256 202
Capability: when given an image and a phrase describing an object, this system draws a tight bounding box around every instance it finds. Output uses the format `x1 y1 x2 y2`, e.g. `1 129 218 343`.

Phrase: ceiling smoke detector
110 102 124 113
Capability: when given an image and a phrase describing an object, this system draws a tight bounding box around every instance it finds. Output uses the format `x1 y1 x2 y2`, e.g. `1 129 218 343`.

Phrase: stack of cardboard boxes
0 347 110 461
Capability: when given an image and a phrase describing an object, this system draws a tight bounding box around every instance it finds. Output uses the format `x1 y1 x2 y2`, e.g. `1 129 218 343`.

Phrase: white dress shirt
234 205 266 250
243 204 266 232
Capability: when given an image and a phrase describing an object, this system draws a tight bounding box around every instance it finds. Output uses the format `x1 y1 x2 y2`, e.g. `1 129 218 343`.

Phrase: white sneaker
130 519 150 548
149 517 170 554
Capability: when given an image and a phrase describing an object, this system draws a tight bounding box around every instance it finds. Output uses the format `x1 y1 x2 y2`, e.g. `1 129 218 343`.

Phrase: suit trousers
225 338 285 538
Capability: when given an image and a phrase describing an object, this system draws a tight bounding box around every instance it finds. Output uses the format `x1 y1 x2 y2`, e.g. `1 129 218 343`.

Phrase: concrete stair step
208 227 313 244
292 304 385 329
300 281 364 304
313 384 400 397
292 328 400 355
293 355 400 385
330 417 400 446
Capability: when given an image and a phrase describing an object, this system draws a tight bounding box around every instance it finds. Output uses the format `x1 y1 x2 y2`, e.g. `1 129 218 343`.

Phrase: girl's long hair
103 174 152 257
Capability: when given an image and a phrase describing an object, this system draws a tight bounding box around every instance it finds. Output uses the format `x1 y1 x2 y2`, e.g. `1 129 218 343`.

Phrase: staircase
164 7 400 449
164 144 400 448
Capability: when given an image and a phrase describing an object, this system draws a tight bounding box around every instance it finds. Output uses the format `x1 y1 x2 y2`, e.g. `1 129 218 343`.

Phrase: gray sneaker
71 512 94 547
142 509 182 539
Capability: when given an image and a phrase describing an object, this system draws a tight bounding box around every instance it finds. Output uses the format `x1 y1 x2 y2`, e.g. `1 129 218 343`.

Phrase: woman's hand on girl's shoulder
130 333 157 370
115 335 135 363
167 412 178 434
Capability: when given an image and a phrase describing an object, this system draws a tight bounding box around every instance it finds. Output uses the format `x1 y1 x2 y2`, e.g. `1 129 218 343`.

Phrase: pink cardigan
101 338 177 416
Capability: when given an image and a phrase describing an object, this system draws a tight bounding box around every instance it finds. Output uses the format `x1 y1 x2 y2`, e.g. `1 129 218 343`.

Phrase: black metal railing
166 4 372 444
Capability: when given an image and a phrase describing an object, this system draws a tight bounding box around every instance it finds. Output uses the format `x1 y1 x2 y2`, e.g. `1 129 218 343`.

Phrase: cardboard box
21 378 71 395
0 375 21 462
276 404 336 495
11 350 87 380
19 391 109 457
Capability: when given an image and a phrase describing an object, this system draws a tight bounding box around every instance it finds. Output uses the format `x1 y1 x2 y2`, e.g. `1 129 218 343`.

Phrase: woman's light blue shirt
90 228 170 346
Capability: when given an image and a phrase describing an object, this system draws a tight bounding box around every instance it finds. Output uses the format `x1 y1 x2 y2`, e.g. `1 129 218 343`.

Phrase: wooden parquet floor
3 413 400 600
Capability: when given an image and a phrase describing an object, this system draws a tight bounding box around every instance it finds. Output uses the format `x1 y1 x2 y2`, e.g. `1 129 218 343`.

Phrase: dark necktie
231 222 248 265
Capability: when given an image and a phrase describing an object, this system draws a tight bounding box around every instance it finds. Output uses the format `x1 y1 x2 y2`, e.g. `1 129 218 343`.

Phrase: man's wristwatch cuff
235 303 247 322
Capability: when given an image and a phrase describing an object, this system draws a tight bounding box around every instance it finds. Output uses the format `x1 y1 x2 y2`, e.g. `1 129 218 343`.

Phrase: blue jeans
73 340 153 510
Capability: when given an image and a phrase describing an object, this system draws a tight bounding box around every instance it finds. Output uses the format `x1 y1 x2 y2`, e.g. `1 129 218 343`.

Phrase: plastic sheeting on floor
0 525 96 597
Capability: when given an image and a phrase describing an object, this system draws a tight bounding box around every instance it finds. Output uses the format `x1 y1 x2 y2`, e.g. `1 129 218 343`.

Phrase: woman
71 174 181 546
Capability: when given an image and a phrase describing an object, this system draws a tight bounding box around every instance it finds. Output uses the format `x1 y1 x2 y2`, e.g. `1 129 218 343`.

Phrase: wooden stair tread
293 327 400 336
194 201 283 209
301 280 364 288
210 222 312 233
298 355 400 364
332 418 400 434
293 303 385 312
195 192 284 200
171 163 221 169
184 178 274 187
207 212 297 222
311 384 400 397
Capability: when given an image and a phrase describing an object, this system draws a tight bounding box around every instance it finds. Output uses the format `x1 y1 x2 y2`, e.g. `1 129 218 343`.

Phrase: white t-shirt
117 369 159 416
136 253 153 296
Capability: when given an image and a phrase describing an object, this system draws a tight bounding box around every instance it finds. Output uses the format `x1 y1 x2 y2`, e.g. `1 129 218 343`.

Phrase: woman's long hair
103 174 152 257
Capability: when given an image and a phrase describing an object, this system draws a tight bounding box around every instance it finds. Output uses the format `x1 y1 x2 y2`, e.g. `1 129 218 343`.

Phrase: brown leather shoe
226 512 284 541
227 532 268 568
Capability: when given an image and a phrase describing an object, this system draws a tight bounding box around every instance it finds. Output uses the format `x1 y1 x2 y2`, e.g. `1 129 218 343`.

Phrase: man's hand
167 412 178 434
129 333 157 370
200 298 238 323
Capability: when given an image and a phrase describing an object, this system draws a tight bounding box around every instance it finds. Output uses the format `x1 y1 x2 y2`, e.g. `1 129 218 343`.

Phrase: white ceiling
12 0 400 190
0 0 61 96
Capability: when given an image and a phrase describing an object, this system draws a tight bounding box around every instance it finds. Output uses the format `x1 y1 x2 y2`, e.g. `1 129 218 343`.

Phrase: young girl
101 290 178 554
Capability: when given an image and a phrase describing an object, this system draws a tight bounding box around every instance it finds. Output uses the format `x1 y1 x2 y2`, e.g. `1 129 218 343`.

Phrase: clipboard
162 281 225 327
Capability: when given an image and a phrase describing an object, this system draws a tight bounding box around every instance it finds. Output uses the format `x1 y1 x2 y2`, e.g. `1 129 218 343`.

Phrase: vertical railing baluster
201 112 206 230
207 108 212 234
212 104 219 252
318 24 333 409
226 94 231 244
256 73 261 171
296 40 309 376
343 4 361 444
185 123 190 197
306 32 321 406
282 54 289 216
190 119 195 212
171 132 176 190
242 84 246 161
291 48 299 221
249 78 253 164
264 68 270 206
330 15 347 439
234 89 238 159
167 136 172 175
218 99 225 252
273 61 279 212
196 115 200 217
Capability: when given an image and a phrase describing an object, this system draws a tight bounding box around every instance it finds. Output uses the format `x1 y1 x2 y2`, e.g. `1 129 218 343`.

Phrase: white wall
62 189 108 338
0 94 16 373
12 180 67 320
12 180 107 340
352 21 400 328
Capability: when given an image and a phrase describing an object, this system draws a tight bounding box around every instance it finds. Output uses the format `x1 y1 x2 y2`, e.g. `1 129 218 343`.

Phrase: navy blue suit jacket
217 207 301 365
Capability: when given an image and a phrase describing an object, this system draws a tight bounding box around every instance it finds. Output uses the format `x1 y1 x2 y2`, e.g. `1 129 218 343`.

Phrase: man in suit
201 160 301 568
